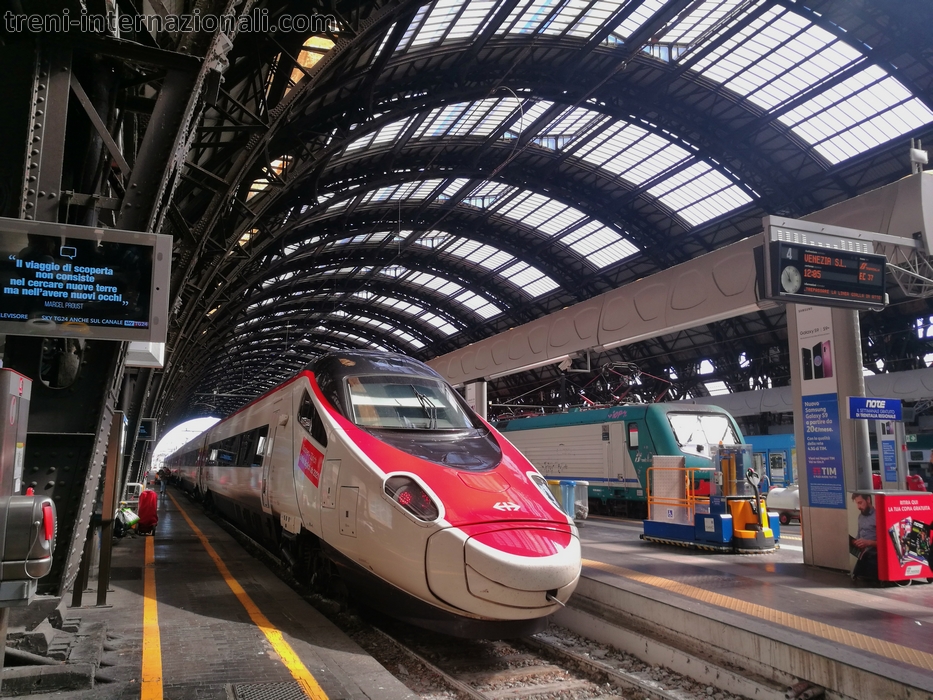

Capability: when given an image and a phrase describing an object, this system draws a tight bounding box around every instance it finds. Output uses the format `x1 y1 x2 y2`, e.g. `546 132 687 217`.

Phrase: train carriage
165 351 581 637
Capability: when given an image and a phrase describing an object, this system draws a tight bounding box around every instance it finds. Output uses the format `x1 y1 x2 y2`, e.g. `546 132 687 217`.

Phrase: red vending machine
875 492 933 582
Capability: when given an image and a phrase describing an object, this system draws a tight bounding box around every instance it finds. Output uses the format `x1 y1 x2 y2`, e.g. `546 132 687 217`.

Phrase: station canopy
164 0 933 420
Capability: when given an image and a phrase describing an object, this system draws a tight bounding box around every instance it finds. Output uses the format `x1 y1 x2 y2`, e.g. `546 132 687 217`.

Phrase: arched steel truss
151 0 933 425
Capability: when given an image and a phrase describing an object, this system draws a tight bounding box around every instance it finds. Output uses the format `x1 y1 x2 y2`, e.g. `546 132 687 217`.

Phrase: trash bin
573 480 589 522
560 480 576 519
547 480 563 510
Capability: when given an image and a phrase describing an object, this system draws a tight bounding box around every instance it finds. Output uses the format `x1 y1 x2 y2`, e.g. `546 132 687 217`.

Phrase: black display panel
0 218 171 342
768 240 887 310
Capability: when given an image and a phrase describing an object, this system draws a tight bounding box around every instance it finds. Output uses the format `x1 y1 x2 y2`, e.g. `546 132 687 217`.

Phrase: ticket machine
0 369 56 606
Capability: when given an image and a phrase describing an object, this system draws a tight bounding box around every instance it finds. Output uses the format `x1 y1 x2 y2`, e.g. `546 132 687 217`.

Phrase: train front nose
425 524 581 619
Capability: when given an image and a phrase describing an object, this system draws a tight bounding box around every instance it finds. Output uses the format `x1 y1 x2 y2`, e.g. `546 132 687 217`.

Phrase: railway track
197 498 752 700
369 621 745 700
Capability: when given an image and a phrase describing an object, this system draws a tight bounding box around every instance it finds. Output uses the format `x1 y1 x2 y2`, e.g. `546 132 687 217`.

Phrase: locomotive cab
301 352 581 636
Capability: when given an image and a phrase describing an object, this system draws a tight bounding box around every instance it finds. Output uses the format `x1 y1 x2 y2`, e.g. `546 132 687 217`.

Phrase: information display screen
768 240 886 309
0 218 171 342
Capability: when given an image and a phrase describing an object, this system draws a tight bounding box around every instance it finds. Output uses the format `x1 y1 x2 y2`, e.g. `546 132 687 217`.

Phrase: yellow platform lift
641 445 777 553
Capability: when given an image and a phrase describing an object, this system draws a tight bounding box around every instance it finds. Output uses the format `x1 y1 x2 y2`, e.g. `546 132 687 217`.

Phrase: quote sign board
138 418 157 442
0 218 171 342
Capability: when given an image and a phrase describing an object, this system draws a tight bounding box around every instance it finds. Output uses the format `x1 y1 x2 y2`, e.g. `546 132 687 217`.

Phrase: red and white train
164 351 581 637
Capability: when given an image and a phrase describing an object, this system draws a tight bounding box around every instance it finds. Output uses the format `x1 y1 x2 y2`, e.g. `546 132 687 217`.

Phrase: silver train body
165 351 581 637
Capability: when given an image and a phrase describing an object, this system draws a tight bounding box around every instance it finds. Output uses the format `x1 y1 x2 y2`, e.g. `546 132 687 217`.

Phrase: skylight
704 381 730 396
339 100 754 227
689 5 933 164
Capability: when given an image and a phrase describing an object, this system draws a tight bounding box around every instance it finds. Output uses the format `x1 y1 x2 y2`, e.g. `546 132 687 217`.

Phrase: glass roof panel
412 0 463 46
447 0 498 40
534 105 606 140
779 67 933 164
540 0 591 36
656 0 746 45
609 0 666 40
647 162 752 226
396 4 430 52
567 1 623 39
559 221 638 268
329 330 388 350
454 290 502 318
374 22 397 60
361 179 445 205
500 262 559 297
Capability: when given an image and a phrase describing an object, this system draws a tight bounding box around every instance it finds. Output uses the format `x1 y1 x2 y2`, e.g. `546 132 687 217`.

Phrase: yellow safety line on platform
169 493 328 700
141 535 163 699
583 559 933 671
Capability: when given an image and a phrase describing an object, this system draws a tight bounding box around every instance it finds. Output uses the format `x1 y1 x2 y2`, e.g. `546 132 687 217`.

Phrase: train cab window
346 376 474 430
668 412 739 455
298 391 328 447
627 423 639 449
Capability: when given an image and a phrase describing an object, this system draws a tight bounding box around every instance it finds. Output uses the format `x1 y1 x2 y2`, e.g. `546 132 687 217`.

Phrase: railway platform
559 517 933 700
7 496 933 700
3 487 415 700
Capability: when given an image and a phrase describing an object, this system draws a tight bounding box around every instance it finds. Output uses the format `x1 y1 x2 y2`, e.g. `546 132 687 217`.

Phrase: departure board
768 240 887 309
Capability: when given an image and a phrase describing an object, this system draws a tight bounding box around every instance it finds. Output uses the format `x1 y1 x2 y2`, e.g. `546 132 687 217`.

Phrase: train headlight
385 476 440 521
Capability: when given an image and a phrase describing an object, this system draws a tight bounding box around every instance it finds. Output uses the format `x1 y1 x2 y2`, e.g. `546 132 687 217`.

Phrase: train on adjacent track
494 403 745 519
164 351 581 638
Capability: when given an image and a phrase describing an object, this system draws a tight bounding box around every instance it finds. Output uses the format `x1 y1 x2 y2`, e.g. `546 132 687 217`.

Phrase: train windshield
347 375 474 430
667 413 739 452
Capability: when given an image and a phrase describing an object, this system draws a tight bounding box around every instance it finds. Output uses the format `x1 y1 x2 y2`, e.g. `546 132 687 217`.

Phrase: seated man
850 492 878 580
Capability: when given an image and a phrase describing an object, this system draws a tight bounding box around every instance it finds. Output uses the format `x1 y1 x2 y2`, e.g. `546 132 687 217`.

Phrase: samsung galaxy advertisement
796 304 845 509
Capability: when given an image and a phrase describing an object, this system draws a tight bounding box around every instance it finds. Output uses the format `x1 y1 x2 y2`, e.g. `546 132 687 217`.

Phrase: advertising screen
0 218 171 342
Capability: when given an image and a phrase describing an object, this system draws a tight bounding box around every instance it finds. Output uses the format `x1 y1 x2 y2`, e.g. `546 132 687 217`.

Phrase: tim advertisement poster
875 493 933 581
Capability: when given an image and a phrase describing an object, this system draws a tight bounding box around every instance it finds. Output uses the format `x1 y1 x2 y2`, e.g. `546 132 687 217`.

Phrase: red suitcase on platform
137 489 158 535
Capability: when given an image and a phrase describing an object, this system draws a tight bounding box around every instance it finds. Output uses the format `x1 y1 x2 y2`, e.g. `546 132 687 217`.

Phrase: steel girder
147 0 933 424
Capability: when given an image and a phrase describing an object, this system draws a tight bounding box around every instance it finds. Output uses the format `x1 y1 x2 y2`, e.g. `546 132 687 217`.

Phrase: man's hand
854 538 876 549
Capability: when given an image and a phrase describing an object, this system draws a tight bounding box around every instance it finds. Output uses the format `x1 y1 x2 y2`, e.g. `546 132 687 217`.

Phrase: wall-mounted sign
848 397 903 421
0 217 171 342
138 418 157 442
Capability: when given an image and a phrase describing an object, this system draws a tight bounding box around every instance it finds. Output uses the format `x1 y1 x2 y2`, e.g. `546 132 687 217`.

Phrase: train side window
238 431 256 468
298 391 328 447
252 426 269 467
211 436 239 467
627 423 639 449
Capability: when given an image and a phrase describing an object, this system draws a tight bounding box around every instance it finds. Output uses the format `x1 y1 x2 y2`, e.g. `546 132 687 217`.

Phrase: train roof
494 402 735 432
308 350 442 382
